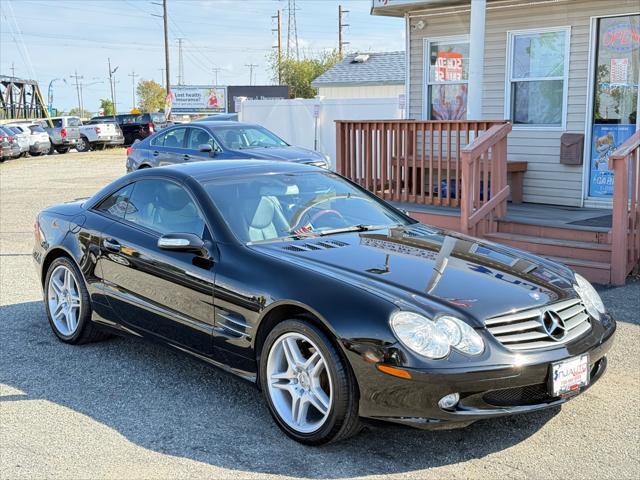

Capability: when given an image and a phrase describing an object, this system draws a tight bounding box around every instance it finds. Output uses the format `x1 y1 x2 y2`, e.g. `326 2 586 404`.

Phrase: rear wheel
44 257 109 344
55 147 70 154
76 137 91 152
260 319 361 445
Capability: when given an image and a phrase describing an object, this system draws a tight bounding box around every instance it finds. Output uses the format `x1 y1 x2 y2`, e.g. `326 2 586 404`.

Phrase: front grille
483 383 555 407
485 298 591 351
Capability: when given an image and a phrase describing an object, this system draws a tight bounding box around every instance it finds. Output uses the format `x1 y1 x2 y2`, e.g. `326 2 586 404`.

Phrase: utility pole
245 64 258 86
70 70 84 117
338 5 349 57
177 38 185 85
128 70 139 110
272 10 282 84
108 58 119 116
152 0 171 97
10 62 16 78
211 67 221 87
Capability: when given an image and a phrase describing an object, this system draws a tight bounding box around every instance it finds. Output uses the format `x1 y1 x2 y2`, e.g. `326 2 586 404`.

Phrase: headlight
574 273 606 319
390 312 484 359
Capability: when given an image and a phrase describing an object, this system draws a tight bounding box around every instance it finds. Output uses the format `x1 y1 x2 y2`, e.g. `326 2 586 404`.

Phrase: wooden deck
335 120 640 285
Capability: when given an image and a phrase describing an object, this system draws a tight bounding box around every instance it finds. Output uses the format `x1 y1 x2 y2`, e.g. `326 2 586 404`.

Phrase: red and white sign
610 58 629 83
435 52 463 82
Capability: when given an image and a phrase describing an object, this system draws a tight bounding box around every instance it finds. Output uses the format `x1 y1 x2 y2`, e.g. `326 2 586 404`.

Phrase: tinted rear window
67 117 82 127
150 113 166 123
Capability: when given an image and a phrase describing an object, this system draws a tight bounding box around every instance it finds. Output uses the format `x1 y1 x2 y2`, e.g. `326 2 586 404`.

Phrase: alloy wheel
47 265 82 336
266 332 333 433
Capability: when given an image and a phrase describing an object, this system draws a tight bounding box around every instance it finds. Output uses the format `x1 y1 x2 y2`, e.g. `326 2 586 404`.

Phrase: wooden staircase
485 221 612 284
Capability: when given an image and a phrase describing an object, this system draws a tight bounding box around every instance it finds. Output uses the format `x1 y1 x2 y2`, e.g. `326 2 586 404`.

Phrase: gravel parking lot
1 150 639 480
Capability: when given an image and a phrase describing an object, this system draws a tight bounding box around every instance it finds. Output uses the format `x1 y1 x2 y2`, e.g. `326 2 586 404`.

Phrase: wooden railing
460 123 512 236
335 120 507 208
609 130 640 285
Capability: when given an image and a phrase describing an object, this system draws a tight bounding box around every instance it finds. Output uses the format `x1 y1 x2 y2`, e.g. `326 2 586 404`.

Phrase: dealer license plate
551 354 589 397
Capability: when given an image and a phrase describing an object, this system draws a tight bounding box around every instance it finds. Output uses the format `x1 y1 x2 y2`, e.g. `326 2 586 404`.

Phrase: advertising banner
434 52 463 82
171 86 226 114
589 124 637 197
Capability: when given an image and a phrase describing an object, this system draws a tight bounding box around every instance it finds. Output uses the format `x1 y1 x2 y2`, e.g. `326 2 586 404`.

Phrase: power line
245 63 258 86
128 70 139 110
272 10 282 84
285 0 299 60
69 70 84 117
177 38 185 85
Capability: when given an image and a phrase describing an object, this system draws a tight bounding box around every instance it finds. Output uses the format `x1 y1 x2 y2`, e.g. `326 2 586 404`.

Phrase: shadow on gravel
0 300 563 478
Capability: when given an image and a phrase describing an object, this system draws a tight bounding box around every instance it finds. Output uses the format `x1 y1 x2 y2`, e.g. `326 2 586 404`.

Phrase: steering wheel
290 209 345 232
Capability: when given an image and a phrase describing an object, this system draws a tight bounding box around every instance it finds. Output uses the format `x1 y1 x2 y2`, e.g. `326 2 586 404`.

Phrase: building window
507 28 570 128
424 37 469 120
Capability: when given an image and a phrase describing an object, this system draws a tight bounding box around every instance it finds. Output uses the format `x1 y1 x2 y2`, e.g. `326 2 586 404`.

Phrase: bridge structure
0 76 48 121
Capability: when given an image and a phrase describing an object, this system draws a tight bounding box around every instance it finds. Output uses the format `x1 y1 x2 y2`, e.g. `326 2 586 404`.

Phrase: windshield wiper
317 224 390 236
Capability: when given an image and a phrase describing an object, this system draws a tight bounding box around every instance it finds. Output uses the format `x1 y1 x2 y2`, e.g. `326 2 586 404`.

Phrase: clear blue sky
0 0 404 113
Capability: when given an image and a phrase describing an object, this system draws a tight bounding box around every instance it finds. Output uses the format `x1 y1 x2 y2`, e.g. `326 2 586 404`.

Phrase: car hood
227 146 323 162
252 224 579 326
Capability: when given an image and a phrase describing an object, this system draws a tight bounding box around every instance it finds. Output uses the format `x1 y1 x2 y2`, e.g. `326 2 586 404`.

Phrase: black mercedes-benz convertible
33 160 615 445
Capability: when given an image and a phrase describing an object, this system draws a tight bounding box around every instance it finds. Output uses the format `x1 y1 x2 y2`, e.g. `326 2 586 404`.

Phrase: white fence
238 97 402 170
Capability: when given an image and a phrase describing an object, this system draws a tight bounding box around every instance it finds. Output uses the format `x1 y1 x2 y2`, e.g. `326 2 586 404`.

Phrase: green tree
68 107 91 117
268 50 342 98
136 79 165 112
99 98 115 116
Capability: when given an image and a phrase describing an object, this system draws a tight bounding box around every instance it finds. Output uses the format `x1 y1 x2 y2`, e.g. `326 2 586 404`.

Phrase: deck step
543 256 611 285
497 220 611 244
484 232 612 263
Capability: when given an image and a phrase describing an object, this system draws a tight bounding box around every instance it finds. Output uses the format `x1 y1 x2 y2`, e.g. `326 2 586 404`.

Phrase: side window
187 128 215 150
150 130 167 147
52 119 63 128
124 179 205 237
95 184 134 218
162 127 187 149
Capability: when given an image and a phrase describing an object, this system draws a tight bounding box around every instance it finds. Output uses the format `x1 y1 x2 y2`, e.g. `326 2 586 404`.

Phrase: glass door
587 14 639 198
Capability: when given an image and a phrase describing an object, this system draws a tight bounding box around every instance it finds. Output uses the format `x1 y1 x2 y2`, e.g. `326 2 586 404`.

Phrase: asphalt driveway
1 150 639 479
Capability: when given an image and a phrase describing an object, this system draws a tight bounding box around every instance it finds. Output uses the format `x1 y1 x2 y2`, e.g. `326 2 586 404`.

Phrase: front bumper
352 314 615 429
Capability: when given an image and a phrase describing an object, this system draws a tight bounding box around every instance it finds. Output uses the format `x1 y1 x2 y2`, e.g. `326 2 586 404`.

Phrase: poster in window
431 84 467 120
589 124 637 197
435 52 463 81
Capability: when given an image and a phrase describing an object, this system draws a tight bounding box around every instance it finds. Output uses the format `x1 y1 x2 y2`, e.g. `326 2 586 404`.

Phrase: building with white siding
371 0 638 208
311 51 406 100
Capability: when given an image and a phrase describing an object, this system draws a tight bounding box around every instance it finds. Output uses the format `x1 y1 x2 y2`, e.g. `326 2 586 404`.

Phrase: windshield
215 126 288 150
204 171 413 243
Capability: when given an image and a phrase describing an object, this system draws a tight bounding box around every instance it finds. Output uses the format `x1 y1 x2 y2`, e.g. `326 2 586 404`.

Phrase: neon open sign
603 22 640 52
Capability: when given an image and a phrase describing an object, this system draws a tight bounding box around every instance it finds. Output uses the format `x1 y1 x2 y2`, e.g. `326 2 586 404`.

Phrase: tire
48 144 55 155
76 137 91 152
56 147 70 154
43 257 109 344
260 318 361 445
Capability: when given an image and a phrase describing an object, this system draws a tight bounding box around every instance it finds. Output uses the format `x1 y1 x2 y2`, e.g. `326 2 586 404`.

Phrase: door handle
103 238 121 253
152 151 159 157
183 154 190 160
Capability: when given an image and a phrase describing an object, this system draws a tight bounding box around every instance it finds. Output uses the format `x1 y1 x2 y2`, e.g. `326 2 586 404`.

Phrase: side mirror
198 144 213 153
158 233 208 257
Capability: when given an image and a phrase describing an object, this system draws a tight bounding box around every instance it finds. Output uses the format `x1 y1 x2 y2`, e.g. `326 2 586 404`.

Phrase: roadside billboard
171 85 227 114
227 85 289 113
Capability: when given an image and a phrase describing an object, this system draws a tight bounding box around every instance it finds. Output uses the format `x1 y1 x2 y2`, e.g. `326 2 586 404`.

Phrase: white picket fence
238 97 402 170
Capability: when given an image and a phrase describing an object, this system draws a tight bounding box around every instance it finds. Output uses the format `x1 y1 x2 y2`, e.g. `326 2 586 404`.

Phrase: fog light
438 393 460 410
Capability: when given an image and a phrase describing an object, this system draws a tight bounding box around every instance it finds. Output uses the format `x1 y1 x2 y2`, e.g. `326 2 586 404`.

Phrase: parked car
5 125 30 156
41 116 81 154
194 113 238 122
76 118 125 152
0 126 21 161
6 124 50 156
34 160 615 445
91 113 168 146
125 121 330 172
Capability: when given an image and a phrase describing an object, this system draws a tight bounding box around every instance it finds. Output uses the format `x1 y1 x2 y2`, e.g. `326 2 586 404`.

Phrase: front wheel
260 319 361 445
76 137 91 152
